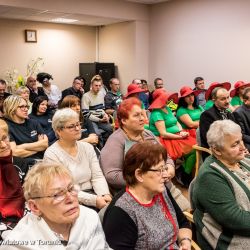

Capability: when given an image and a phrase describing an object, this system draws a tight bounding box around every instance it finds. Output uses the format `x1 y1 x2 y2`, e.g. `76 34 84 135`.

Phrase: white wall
149 0 250 92
0 18 96 90
99 20 149 94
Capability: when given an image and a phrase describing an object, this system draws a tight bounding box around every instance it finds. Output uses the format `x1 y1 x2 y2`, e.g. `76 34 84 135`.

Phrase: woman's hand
87 134 99 144
179 239 192 250
103 194 112 203
96 196 109 209
179 131 189 138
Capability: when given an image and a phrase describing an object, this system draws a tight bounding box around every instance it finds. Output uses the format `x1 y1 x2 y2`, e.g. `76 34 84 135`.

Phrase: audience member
176 86 203 138
44 108 111 210
15 86 32 114
0 79 11 117
193 76 206 109
193 120 250 249
104 78 122 117
204 82 231 110
141 79 149 91
3 95 48 159
1 161 110 249
132 78 149 109
61 76 84 101
100 97 190 211
148 77 164 104
103 141 192 250
82 75 113 148
233 87 250 151
0 119 24 241
36 72 61 110
25 76 46 103
149 89 196 187
124 83 148 123
29 96 56 145
230 81 250 110
200 87 235 160
59 95 98 145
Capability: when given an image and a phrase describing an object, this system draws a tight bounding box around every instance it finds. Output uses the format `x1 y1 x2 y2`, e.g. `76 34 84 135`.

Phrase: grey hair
52 108 79 135
207 120 241 149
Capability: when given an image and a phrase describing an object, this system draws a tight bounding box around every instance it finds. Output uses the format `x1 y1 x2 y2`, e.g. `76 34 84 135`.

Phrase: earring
37 214 42 220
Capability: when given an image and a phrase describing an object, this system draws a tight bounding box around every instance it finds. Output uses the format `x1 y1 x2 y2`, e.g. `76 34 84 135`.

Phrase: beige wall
0 18 96 90
99 20 149 94
149 0 250 92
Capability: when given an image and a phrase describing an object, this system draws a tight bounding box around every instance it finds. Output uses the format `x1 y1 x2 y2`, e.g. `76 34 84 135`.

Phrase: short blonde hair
23 161 73 201
3 95 27 121
0 119 8 134
15 86 30 95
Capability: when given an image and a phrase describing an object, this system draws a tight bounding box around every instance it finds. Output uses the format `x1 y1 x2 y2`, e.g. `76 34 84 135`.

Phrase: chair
183 210 201 250
192 145 211 177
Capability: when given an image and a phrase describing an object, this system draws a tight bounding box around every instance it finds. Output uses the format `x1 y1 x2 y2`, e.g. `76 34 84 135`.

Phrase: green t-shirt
149 106 181 136
230 96 243 106
176 106 204 129
205 100 214 110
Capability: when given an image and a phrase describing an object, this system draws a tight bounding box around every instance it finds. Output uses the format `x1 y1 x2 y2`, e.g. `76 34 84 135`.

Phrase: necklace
230 164 250 184
123 129 144 142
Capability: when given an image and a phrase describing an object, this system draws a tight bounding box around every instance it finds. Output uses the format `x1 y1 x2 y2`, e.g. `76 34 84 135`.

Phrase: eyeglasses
148 166 168 175
31 184 80 202
18 105 30 110
62 122 82 131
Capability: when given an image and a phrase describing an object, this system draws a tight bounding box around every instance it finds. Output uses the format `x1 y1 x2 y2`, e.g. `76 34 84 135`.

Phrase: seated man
26 76 46 103
3 95 48 159
104 78 122 118
233 87 250 151
82 75 113 148
61 76 84 101
200 87 235 159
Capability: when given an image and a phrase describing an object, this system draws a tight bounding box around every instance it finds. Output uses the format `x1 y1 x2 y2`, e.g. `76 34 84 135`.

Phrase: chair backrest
192 144 212 177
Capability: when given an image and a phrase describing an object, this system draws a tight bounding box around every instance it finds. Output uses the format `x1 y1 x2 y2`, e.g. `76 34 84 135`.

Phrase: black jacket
233 104 250 150
199 105 235 159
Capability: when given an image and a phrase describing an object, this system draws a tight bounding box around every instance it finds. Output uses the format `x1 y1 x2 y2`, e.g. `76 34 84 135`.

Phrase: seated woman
44 108 111 210
3 95 48 159
193 120 250 249
100 97 190 211
205 82 231 110
36 72 61 110
103 141 192 250
176 86 204 138
59 95 98 145
0 119 24 240
149 89 196 187
29 96 56 145
1 161 109 249
124 83 149 124
230 81 250 110
15 86 32 114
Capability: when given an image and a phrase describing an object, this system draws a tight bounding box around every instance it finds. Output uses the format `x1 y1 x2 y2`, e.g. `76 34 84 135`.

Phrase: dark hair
0 79 6 85
32 96 49 115
36 72 53 84
117 97 141 128
123 141 167 186
243 87 250 100
194 77 204 85
177 94 199 109
59 95 83 122
141 79 147 85
154 78 163 87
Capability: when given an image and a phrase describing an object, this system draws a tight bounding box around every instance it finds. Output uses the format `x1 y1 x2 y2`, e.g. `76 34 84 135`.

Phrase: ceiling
126 0 168 3
0 0 170 26
0 5 127 26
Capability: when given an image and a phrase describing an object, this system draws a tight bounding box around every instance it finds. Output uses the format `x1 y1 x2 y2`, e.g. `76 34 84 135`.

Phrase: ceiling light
50 18 78 23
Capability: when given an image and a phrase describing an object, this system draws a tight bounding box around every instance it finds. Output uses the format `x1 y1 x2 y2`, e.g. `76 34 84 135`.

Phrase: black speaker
79 62 115 92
